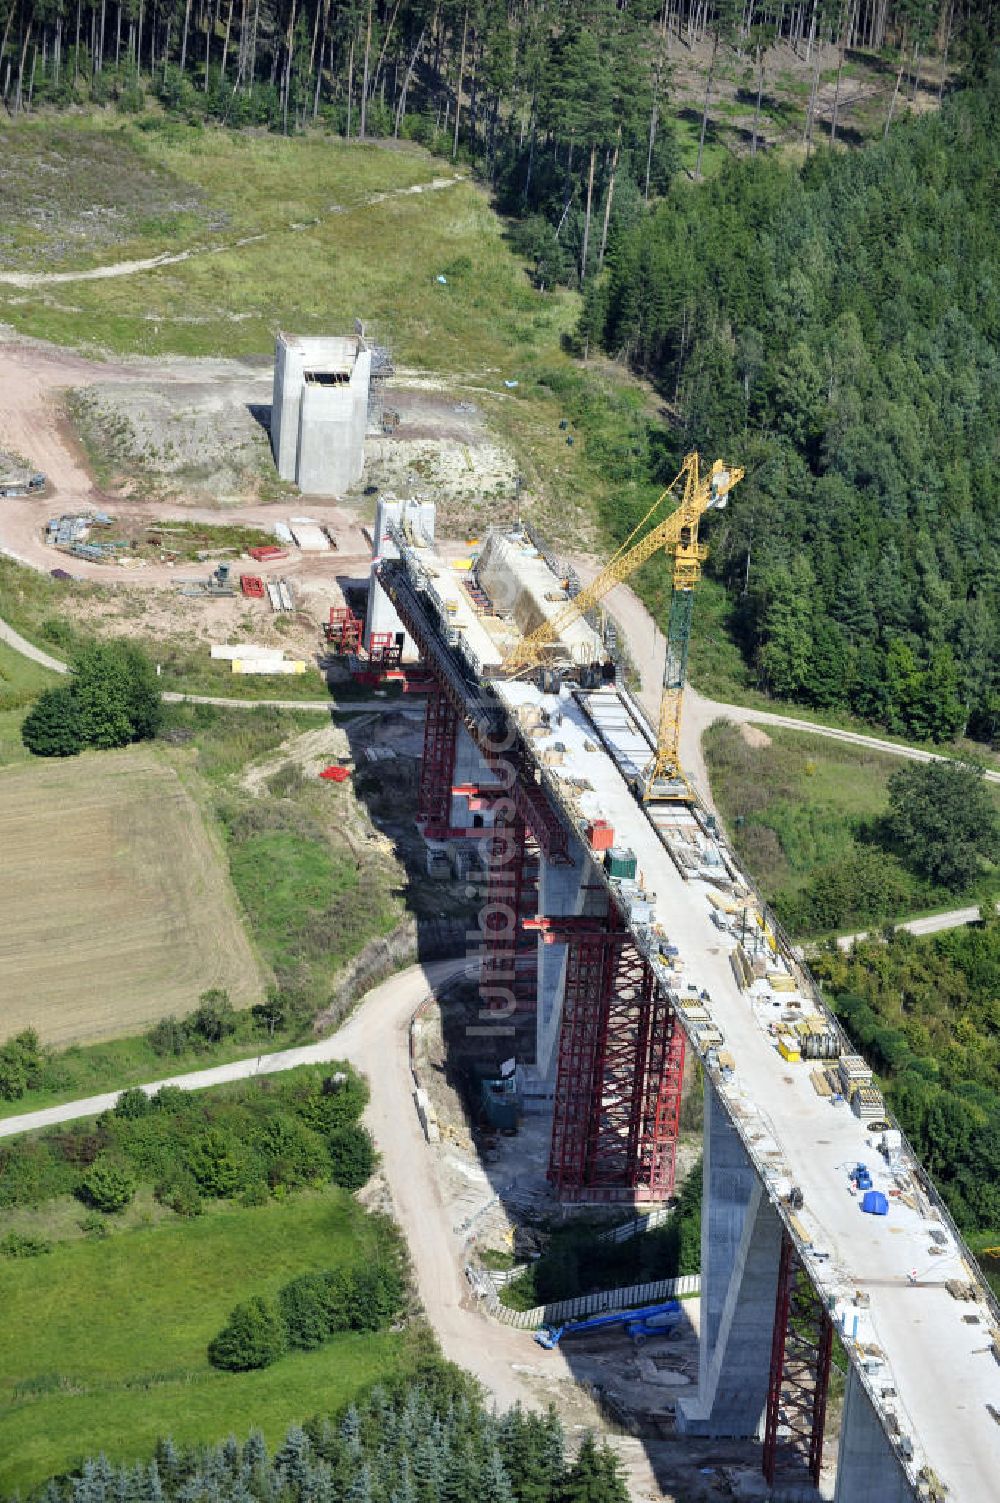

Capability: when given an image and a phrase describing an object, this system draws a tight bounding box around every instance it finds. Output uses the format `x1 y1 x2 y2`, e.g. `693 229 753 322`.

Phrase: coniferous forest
586 63 1000 740
17 1376 631 1503
1 0 998 736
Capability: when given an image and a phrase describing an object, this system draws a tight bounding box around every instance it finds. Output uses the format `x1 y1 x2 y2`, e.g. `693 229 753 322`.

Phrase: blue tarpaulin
862 1190 889 1216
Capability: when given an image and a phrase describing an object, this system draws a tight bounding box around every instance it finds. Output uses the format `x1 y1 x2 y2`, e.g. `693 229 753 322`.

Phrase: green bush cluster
22 641 162 757
814 920 1000 1233
0 1029 45 1102
209 1259 404 1370
0 1064 374 1215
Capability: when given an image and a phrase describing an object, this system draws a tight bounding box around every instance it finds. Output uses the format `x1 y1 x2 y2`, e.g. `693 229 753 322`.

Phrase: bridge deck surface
496 679 1000 1502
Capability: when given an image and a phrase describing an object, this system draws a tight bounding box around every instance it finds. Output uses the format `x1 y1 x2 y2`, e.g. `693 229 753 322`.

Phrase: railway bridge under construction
372 515 1000 1503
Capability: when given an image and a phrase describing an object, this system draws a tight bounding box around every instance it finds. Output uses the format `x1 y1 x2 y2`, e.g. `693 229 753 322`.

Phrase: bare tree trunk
281 0 296 133
937 0 954 101
248 0 260 90
346 30 354 134
359 0 372 136
598 128 620 271
15 20 32 112
451 2 467 159
115 1 121 65
73 0 81 85
580 140 596 285
0 4 18 82
203 0 212 91
695 31 719 179
311 0 329 117
884 26 907 138
220 0 232 78
751 45 765 155
394 20 425 136
372 0 401 98
180 0 192 73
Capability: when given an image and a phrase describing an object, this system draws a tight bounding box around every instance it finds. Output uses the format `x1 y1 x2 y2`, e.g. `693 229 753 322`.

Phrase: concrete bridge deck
379 542 1000 1501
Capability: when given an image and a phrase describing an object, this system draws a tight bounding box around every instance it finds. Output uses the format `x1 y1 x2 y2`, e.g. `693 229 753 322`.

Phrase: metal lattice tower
762 1231 834 1488
417 686 458 834
543 916 684 1202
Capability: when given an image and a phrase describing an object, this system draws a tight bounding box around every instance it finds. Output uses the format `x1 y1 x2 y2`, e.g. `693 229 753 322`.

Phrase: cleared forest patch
0 747 266 1043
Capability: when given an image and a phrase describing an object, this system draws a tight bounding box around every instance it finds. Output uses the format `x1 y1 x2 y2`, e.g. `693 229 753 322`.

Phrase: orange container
586 819 615 852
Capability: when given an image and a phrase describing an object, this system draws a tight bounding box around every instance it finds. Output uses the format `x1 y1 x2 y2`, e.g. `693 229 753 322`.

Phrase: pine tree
559 1435 628 1503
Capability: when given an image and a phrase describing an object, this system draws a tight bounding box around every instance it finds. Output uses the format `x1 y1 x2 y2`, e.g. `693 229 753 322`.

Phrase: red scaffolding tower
535 915 684 1203
762 1230 834 1489
417 686 459 834
478 806 539 1043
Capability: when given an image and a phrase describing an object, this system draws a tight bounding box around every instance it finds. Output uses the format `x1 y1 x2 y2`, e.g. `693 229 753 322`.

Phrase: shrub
186 1128 249 1198
114 1087 151 1119
345 1262 404 1331
208 1296 287 1371
257 1114 328 1191
24 641 162 758
21 686 84 757
296 1072 368 1134
187 989 236 1044
78 1157 137 1213
0 1232 53 1257
154 1170 204 1217
147 1016 189 1057
278 1272 339 1349
328 1124 376 1192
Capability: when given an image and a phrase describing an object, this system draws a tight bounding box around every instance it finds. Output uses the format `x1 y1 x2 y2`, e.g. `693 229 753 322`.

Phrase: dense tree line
586 67 1000 739
12 1373 631 1503
815 913 1000 1232
0 1061 374 1214
1 0 993 267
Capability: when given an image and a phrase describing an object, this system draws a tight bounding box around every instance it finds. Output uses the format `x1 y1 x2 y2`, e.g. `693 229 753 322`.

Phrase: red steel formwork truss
542 917 685 1203
762 1231 834 1489
418 686 459 833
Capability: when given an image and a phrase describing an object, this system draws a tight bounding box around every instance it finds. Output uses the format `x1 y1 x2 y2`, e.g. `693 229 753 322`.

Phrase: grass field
0 745 266 1044
704 721 1000 934
0 120 576 373
0 1187 410 1493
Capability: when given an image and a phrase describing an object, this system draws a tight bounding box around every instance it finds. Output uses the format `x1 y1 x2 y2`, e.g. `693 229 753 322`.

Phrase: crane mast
500 451 744 798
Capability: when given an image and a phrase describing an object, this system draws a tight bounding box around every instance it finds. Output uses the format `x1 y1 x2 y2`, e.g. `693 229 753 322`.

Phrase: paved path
836 901 999 951
0 615 68 673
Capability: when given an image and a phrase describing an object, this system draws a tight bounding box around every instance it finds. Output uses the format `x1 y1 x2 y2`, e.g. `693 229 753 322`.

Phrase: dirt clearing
0 746 266 1044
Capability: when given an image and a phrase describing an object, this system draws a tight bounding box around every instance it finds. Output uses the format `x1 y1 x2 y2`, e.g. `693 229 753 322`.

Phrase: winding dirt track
0 175 465 289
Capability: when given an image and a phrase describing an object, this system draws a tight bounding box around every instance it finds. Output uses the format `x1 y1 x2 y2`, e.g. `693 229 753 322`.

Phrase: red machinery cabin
324 606 363 652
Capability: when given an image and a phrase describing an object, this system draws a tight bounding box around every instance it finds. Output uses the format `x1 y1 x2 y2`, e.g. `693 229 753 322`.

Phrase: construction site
2 320 998 1501
340 456 1000 1503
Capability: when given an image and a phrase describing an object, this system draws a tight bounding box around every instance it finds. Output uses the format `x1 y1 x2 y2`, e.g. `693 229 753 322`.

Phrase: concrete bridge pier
833 1369 913 1503
677 1081 784 1439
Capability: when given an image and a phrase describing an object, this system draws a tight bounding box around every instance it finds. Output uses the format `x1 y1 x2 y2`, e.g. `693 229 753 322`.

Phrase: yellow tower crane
501 451 744 799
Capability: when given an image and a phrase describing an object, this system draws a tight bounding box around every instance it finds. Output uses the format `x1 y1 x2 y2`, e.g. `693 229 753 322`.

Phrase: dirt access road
0 957 739 1499
0 959 535 1407
0 334 370 581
